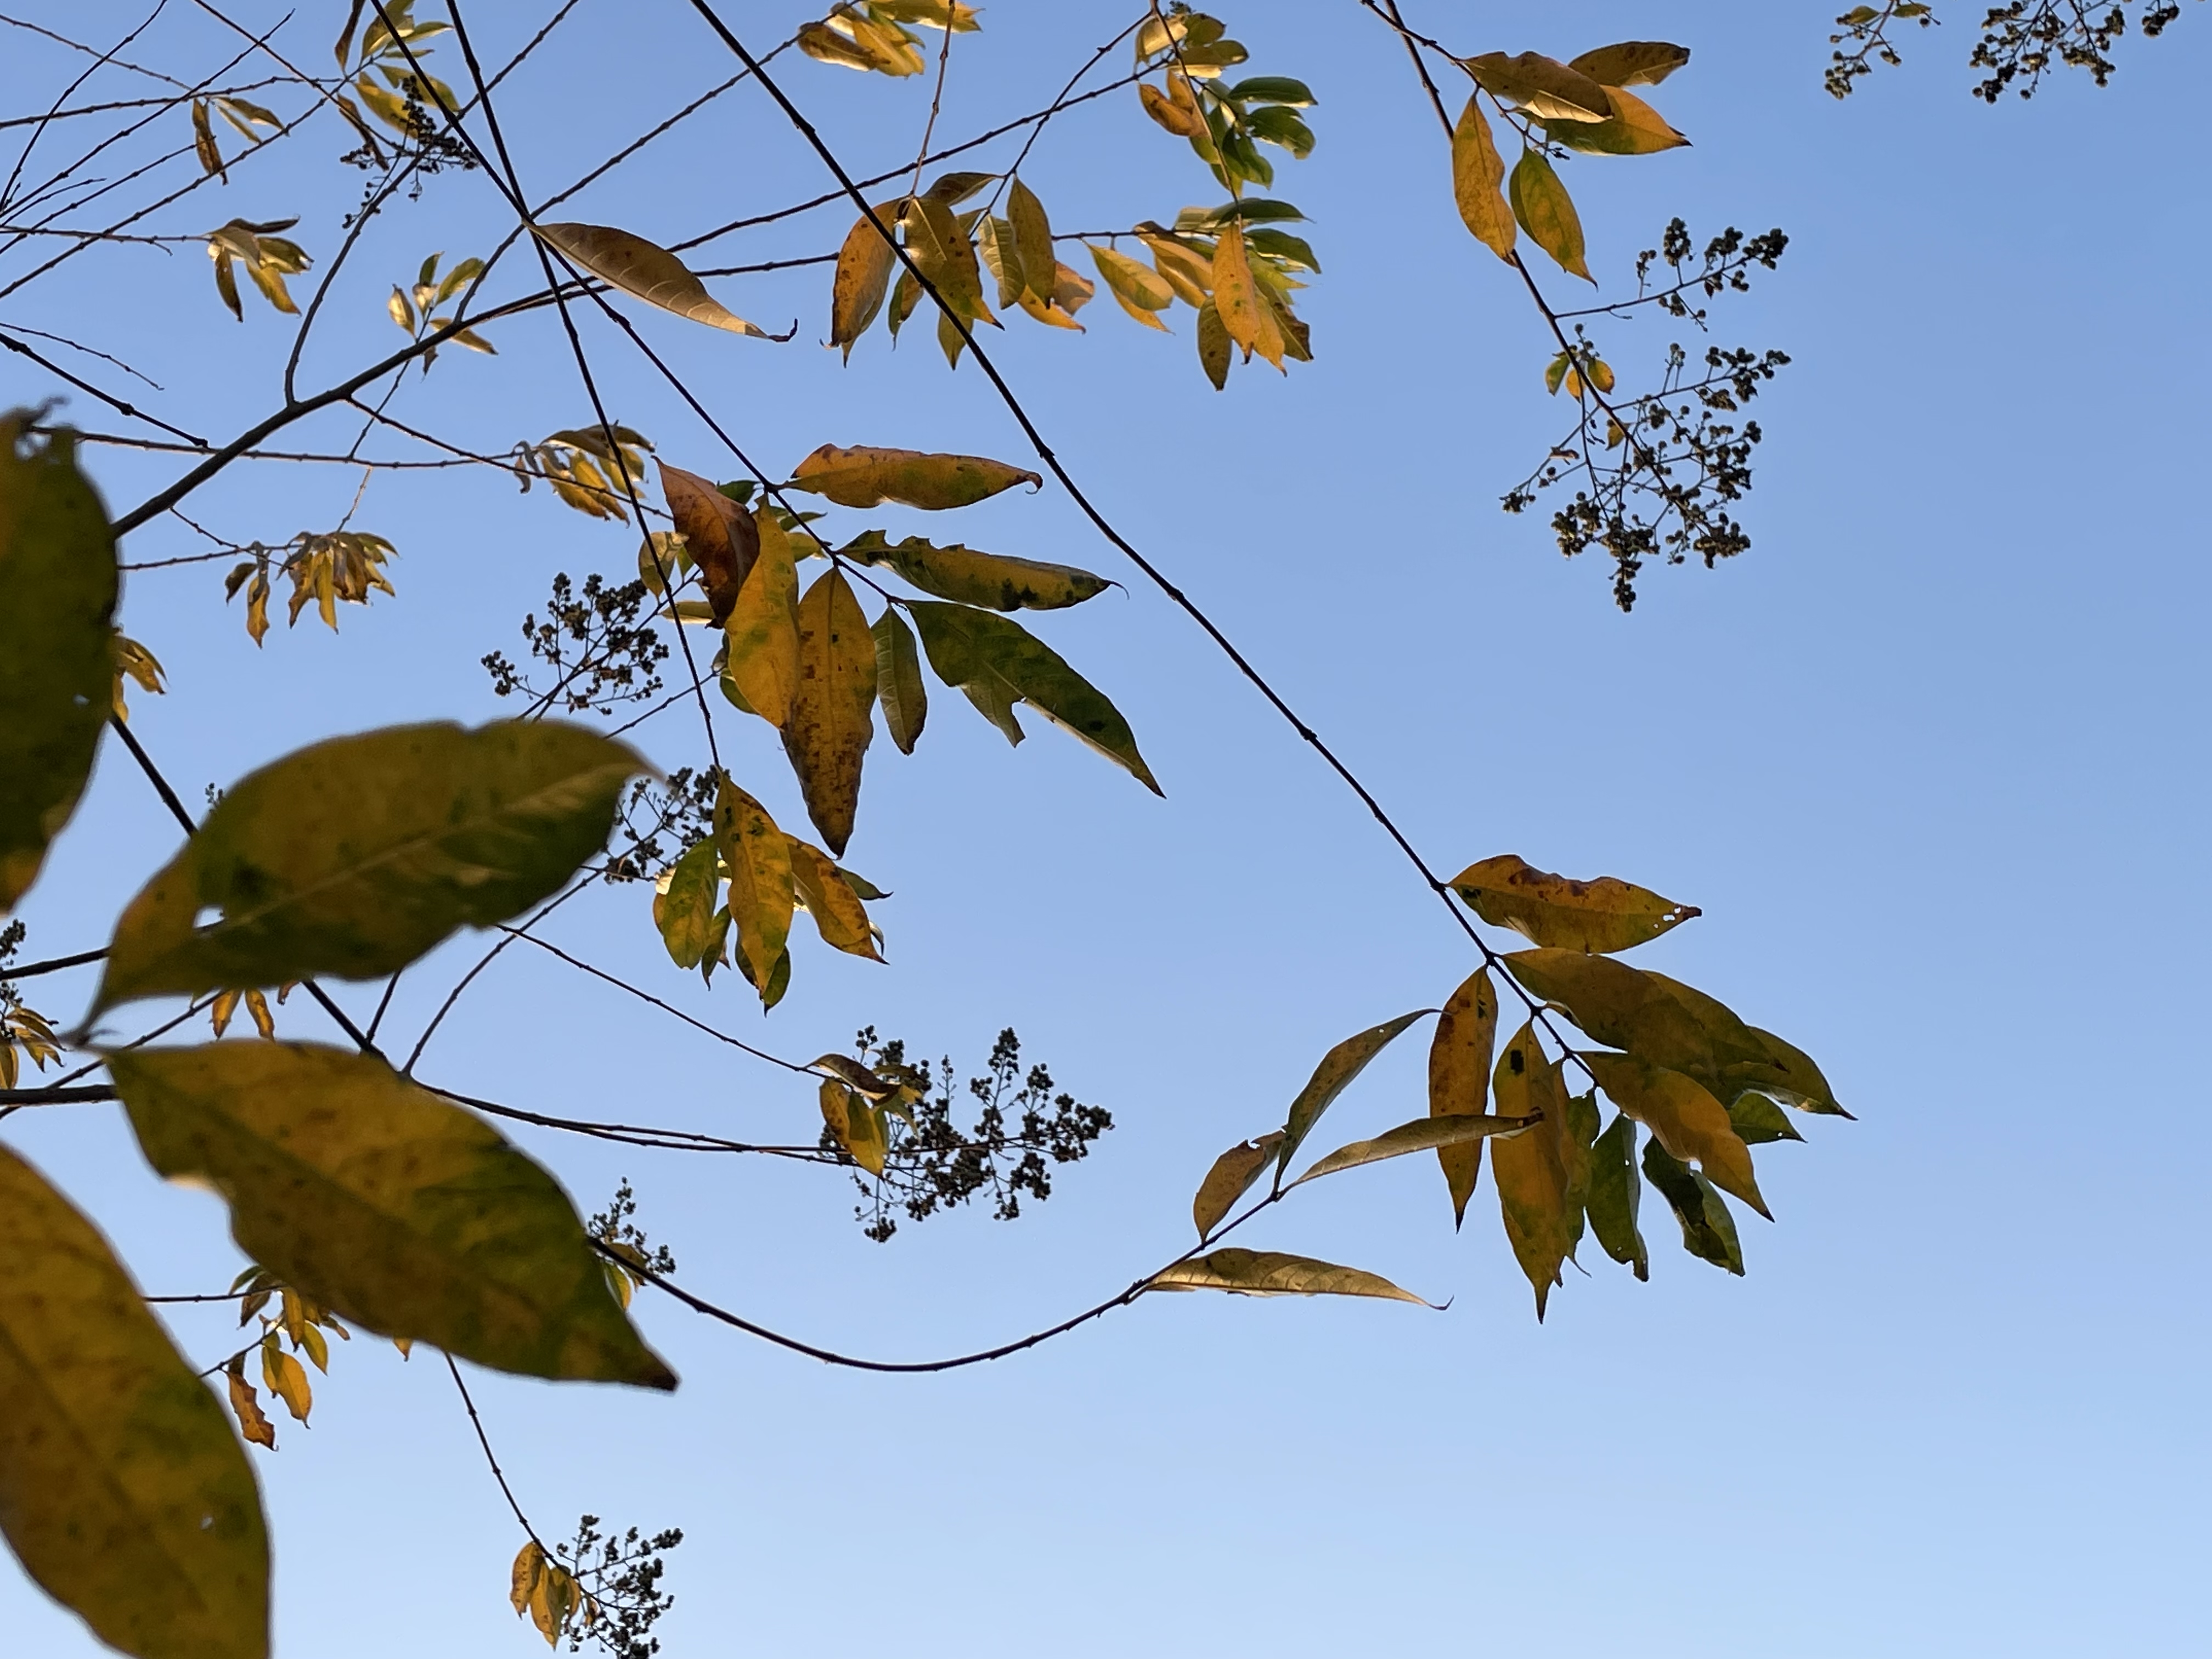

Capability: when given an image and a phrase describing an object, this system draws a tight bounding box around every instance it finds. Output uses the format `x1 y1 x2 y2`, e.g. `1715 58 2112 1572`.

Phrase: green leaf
1641 1138 1743 1273
533 223 776 337
786 444 1039 510
1176 199 1307 230
871 607 928 754
840 530 1110 611
653 836 720 969
1192 1131 1284 1240
1502 947 1715 1076
1566 41 1691 88
1451 854 1698 953
1245 227 1321 272
713 777 794 1003
905 601 1161 792
0 420 117 914
1222 75 1316 106
1718 1024 1850 1118
1244 104 1316 158
781 570 876 856
1427 967 1499 1227
0 1143 268 1659
1149 1248 1432 1305
1581 1052 1768 1218
1491 1022 1579 1318
1276 1009 1430 1178
1291 1111 1533 1188
109 1043 676 1387
1196 301 1232 389
1585 1111 1649 1279
94 723 646 1016
1726 1091 1804 1147
1508 149 1592 282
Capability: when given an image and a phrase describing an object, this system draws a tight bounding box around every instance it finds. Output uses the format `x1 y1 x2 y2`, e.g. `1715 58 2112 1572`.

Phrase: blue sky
4 3 2207 1656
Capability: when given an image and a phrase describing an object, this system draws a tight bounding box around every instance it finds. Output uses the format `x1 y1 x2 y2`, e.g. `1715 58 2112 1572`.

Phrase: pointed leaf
905 601 1160 792
871 607 928 754
712 778 794 1001
1725 1091 1804 1146
110 1043 675 1387
534 223 774 336
1465 51 1613 122
1090 244 1175 329
1210 222 1285 369
1149 1248 1431 1305
1427 967 1499 1226
830 211 898 360
840 529 1109 610
510 1541 546 1616
660 463 758 624
1192 1131 1283 1241
1277 1009 1430 1178
1641 1138 1742 1273
1491 1023 1577 1318
1582 1052 1768 1218
0 421 117 914
1196 301 1232 388
1449 97 1516 260
0 1143 269 1659
787 444 1040 510
1452 854 1698 953
788 836 881 960
1508 149 1591 281
721 507 799 726
1007 178 1056 306
781 571 875 856
1566 41 1691 88
1502 947 1715 1076
819 1080 886 1175
1293 1111 1533 1188
1585 1111 1649 1278
95 723 646 1015
653 836 719 969
1543 83 1689 155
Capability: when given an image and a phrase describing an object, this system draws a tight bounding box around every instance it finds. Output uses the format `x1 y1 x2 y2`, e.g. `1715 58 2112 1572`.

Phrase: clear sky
4 4 2207 1656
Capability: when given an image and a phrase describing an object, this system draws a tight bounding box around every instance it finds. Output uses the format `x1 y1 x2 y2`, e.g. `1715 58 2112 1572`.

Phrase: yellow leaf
1007 177 1056 306
1566 41 1692 88
1427 967 1498 1227
820 1079 887 1175
1191 1132 1284 1241
1451 853 1699 953
534 222 776 337
721 507 800 726
1210 222 1285 369
1582 1052 1769 1218
528 1559 577 1645
224 1356 278 1449
509 1539 546 1616
1508 149 1592 282
1150 1248 1433 1305
1138 232 1213 307
788 835 881 960
1291 1111 1535 1188
1088 244 1173 329
0 1144 268 1659
902 196 994 327
1489 1023 1576 1318
1544 83 1690 156
1450 97 1515 261
1464 50 1613 122
712 778 795 1003
787 444 1040 510
781 570 876 856
839 529 1109 611
259 1339 312 1422
830 209 898 360
1139 70 1206 138
109 1042 678 1387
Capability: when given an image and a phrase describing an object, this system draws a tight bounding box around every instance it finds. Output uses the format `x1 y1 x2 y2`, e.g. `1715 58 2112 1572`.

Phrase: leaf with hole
94 722 646 1015
1191 1131 1284 1240
109 1043 675 1388
1451 853 1698 953
0 1142 269 1659
1585 1110 1649 1278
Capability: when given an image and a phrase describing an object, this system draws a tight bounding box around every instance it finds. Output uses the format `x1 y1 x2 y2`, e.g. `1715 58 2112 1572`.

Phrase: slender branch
444 1353 545 1546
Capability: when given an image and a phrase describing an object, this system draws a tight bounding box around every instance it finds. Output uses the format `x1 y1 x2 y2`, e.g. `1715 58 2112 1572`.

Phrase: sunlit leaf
223 1356 277 1451
905 601 1160 791
1210 222 1286 369
533 223 777 337
1581 1052 1768 1218
722 507 800 726
0 420 117 915
1464 51 1613 122
1150 1248 1431 1304
1007 177 1056 306
1585 1110 1649 1278
830 209 898 360
1451 853 1698 953
1501 947 1715 1076
786 444 1040 510
712 777 794 1003
95 723 646 1015
1191 1131 1284 1240
653 836 720 970
1139 71 1207 139
781 570 876 856
1427 967 1499 1226
1508 149 1592 281
788 835 881 960
840 529 1108 610
1641 1138 1742 1273
1491 1022 1578 1318
1276 1009 1430 1178
1567 41 1692 88
1089 244 1174 330
0 1143 269 1659
820 1079 887 1175
901 196 994 331
111 1043 675 1387
1543 84 1689 155
871 607 928 754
